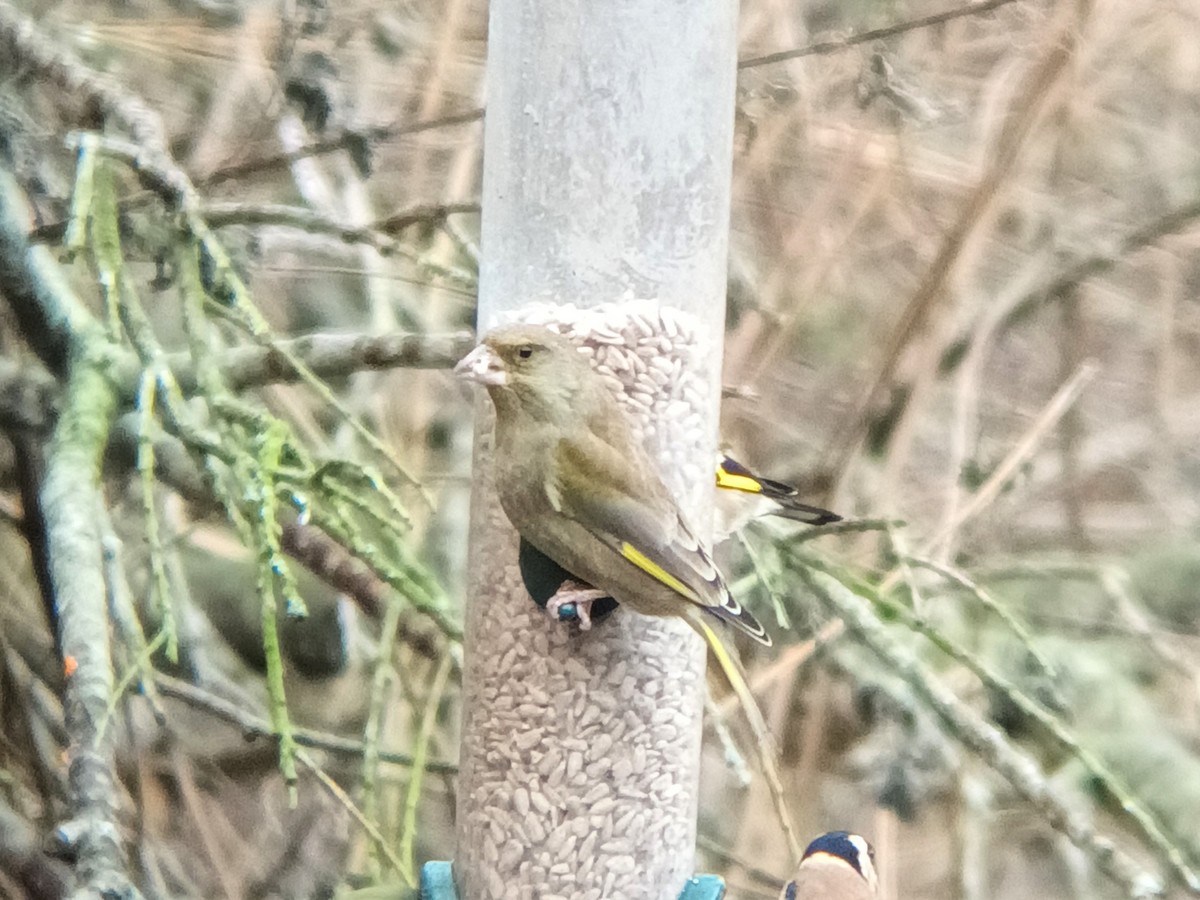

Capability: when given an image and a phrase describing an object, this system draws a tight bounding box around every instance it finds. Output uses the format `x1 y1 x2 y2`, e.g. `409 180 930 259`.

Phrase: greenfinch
521 449 841 622
780 832 878 900
458 322 813 857
456 323 770 643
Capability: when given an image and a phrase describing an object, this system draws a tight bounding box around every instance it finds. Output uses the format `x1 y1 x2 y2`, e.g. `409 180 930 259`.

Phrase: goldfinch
780 832 878 900
714 455 840 539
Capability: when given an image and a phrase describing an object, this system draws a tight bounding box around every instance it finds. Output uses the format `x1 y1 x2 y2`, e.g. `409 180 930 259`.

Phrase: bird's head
782 832 878 898
455 324 597 422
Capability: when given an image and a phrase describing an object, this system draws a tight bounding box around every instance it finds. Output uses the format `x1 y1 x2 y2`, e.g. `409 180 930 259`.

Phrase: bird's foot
546 580 609 630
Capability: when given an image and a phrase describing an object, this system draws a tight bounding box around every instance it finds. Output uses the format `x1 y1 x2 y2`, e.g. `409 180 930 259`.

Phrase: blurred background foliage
1 0 1199 898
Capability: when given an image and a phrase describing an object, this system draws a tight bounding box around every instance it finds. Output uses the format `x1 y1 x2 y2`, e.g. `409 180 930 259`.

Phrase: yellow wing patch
619 542 701 602
715 469 764 494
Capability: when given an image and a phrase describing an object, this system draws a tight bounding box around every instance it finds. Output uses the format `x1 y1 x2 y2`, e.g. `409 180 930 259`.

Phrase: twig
296 749 414 886
879 201 1200 455
399 653 455 878
201 201 478 287
0 167 139 897
786 517 900 545
2 330 476 433
869 555 1196 891
362 597 403 879
0 796 71 899
800 568 1168 898
280 521 457 652
197 108 485 190
99 519 167 723
11 432 58 640
0 0 166 152
738 0 1022 70
154 672 458 774
204 201 477 235
989 199 1200 352
166 330 475 395
716 619 845 718
375 200 481 233
905 556 1062 697
829 2 1084 475
45 365 130 891
880 360 1097 593
695 832 786 896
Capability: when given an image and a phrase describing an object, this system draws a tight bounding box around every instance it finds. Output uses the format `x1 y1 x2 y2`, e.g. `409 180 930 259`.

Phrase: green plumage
456 324 770 645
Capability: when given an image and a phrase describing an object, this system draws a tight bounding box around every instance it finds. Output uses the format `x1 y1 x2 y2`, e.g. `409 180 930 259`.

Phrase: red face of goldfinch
781 832 878 900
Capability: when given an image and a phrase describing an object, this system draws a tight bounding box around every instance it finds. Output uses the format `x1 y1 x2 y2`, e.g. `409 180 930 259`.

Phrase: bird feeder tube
455 0 739 894
458 305 720 899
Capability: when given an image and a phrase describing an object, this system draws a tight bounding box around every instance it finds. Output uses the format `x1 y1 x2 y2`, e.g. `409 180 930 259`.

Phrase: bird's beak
454 344 507 386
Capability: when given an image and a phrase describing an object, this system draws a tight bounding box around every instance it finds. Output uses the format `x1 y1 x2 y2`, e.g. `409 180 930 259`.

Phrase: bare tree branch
0 331 476 436
154 674 458 775
827 0 1085 472
0 168 139 898
154 330 476 395
0 0 166 152
738 0 1023 70
799 567 1172 898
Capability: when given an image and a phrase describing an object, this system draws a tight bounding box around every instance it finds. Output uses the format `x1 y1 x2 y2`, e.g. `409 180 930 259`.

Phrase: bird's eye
517 345 534 359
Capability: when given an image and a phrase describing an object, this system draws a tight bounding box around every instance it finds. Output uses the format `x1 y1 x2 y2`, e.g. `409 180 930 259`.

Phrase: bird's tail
766 496 842 526
710 586 774 647
689 611 802 862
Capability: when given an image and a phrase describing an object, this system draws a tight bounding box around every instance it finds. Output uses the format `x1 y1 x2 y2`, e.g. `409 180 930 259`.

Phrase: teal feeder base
681 874 727 898
420 862 456 898
420 862 725 899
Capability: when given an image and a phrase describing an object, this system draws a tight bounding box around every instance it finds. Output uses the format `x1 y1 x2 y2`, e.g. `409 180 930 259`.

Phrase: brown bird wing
550 433 770 644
